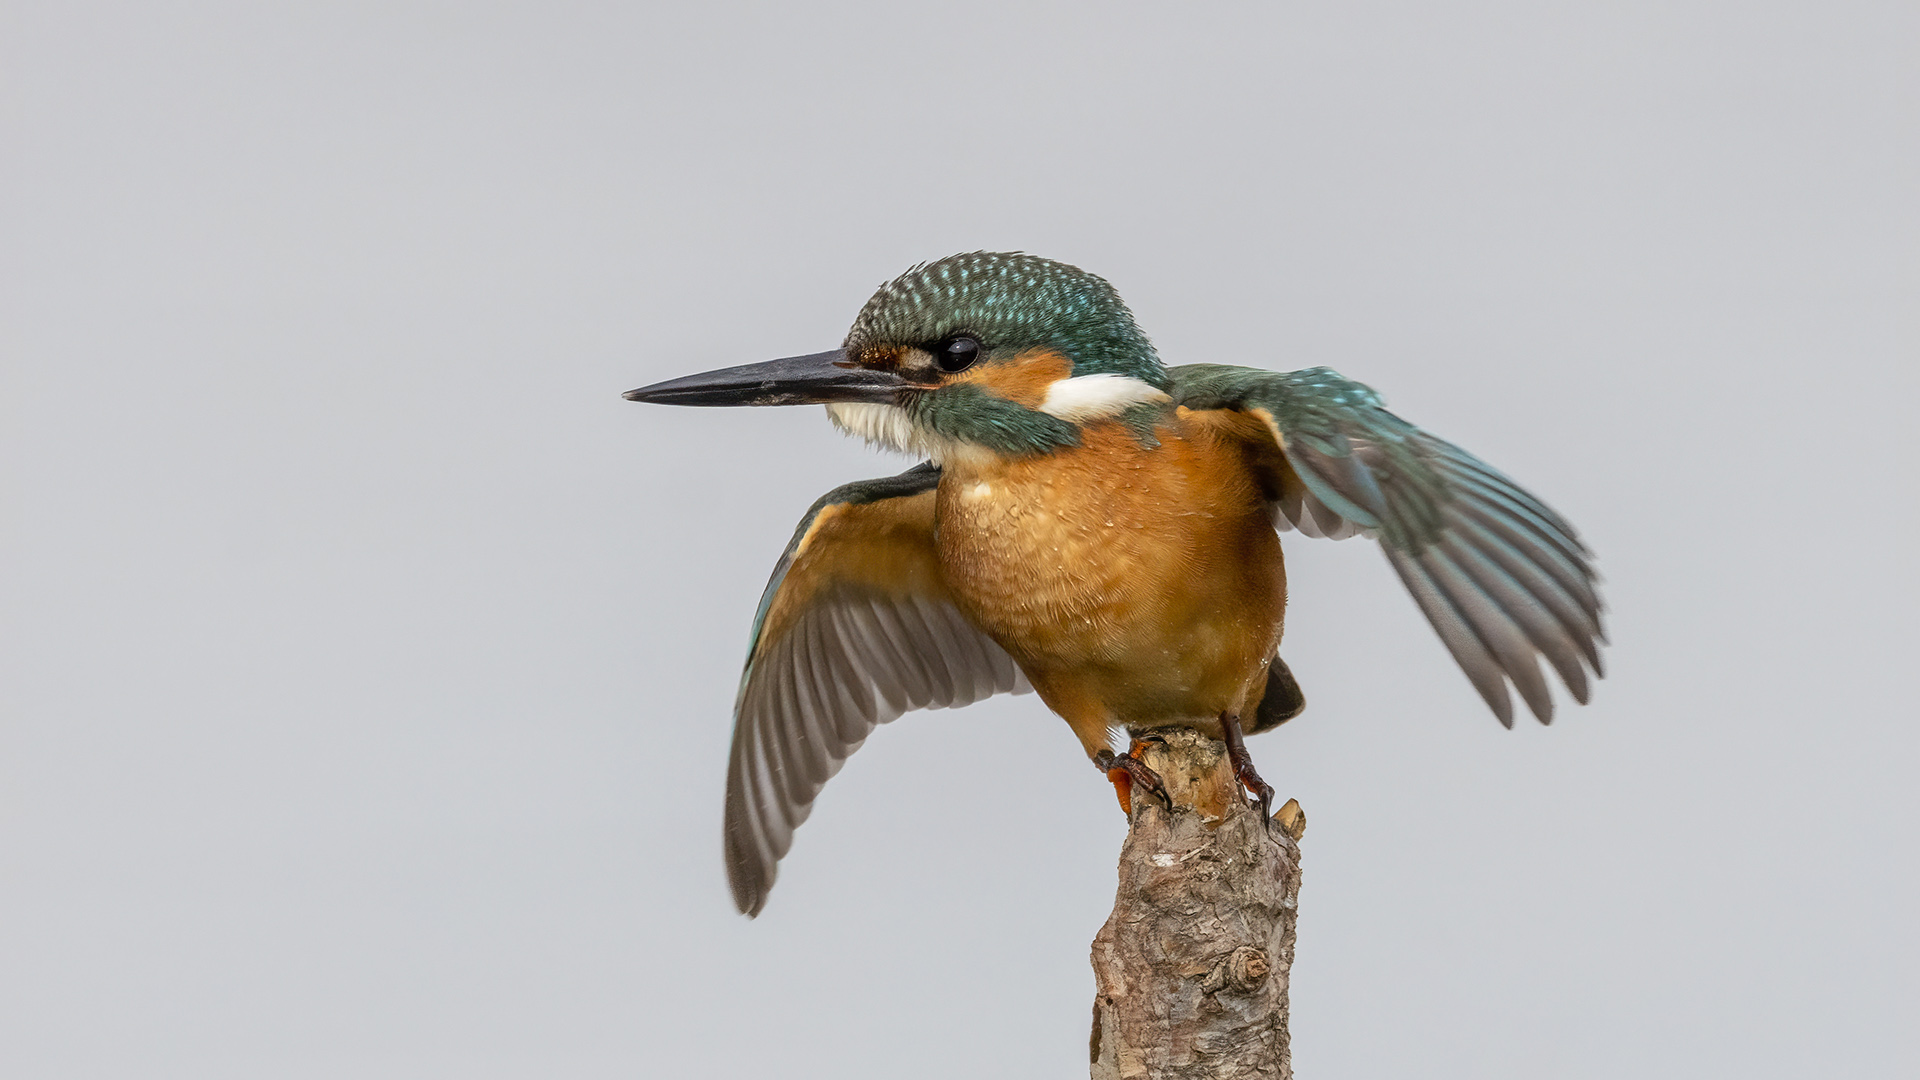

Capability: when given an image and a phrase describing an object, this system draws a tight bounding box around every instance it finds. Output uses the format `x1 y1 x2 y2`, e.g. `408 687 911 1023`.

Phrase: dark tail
1248 656 1306 734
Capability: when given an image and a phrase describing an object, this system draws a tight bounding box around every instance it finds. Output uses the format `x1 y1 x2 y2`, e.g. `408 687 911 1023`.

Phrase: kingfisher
626 252 1603 917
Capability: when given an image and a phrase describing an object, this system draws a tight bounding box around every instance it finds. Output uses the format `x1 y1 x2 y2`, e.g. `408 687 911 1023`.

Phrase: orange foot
1094 746 1170 816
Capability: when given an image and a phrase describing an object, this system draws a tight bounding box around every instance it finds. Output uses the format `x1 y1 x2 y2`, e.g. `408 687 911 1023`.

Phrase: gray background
4 2 1914 1077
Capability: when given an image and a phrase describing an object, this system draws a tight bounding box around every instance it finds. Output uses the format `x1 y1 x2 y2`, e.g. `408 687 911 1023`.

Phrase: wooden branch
1090 728 1306 1080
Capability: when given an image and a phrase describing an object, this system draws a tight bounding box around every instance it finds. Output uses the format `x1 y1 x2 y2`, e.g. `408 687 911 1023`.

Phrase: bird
625 251 1604 917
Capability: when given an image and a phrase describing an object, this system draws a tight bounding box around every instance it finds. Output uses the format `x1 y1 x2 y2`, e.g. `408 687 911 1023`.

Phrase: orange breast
934 412 1287 739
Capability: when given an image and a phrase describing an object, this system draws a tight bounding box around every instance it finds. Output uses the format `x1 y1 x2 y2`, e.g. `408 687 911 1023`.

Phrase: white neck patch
1038 373 1171 422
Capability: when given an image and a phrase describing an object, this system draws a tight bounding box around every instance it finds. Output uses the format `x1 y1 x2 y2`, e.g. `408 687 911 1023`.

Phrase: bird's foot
1094 744 1171 817
1219 713 1276 829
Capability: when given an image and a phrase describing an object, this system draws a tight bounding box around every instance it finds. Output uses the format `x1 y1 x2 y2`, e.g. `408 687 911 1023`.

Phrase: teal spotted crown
843 252 1167 387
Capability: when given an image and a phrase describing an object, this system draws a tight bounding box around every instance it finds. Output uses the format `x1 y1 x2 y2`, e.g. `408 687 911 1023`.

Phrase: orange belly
934 413 1287 757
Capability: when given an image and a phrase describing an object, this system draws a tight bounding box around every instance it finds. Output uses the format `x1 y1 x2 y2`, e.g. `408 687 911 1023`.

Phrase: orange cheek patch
956 348 1074 408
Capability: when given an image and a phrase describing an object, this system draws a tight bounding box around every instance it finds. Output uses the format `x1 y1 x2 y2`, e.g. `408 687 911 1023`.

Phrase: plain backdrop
3 2 1915 1077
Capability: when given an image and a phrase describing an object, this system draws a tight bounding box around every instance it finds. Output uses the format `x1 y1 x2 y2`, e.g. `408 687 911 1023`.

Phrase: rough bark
1090 728 1305 1080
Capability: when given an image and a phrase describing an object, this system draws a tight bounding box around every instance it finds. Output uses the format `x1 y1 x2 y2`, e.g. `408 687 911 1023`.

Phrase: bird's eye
935 334 981 373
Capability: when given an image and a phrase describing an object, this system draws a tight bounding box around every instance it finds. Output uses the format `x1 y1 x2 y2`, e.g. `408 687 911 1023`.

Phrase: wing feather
1386 549 1519 726
892 597 958 706
1447 522 1593 701
859 598 928 710
1415 547 1555 722
1434 457 1594 574
1173 363 1604 726
721 464 1029 917
788 622 838 785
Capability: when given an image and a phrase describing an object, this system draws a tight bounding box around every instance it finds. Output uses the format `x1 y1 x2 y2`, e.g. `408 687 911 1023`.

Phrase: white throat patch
1038 373 1171 422
824 402 984 467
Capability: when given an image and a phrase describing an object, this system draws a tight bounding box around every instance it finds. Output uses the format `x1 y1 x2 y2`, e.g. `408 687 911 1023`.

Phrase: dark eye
935 334 981 373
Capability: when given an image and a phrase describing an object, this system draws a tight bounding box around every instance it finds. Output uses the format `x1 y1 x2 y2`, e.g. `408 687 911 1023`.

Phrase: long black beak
624 349 909 407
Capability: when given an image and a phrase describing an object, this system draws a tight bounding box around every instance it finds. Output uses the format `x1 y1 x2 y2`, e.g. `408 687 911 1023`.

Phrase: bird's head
626 252 1172 463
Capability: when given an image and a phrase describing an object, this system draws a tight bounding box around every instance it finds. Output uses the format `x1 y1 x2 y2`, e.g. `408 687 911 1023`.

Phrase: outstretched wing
724 462 1028 916
1171 364 1605 727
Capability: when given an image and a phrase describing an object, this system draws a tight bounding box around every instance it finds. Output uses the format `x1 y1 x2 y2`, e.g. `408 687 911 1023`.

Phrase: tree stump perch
1090 728 1305 1080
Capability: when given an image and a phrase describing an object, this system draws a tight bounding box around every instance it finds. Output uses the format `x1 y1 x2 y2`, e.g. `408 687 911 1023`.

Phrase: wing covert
724 462 1028 916
1171 364 1605 727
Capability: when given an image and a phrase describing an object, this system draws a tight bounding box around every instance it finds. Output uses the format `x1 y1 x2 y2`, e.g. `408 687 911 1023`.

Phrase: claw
1219 713 1276 830
1094 748 1171 816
